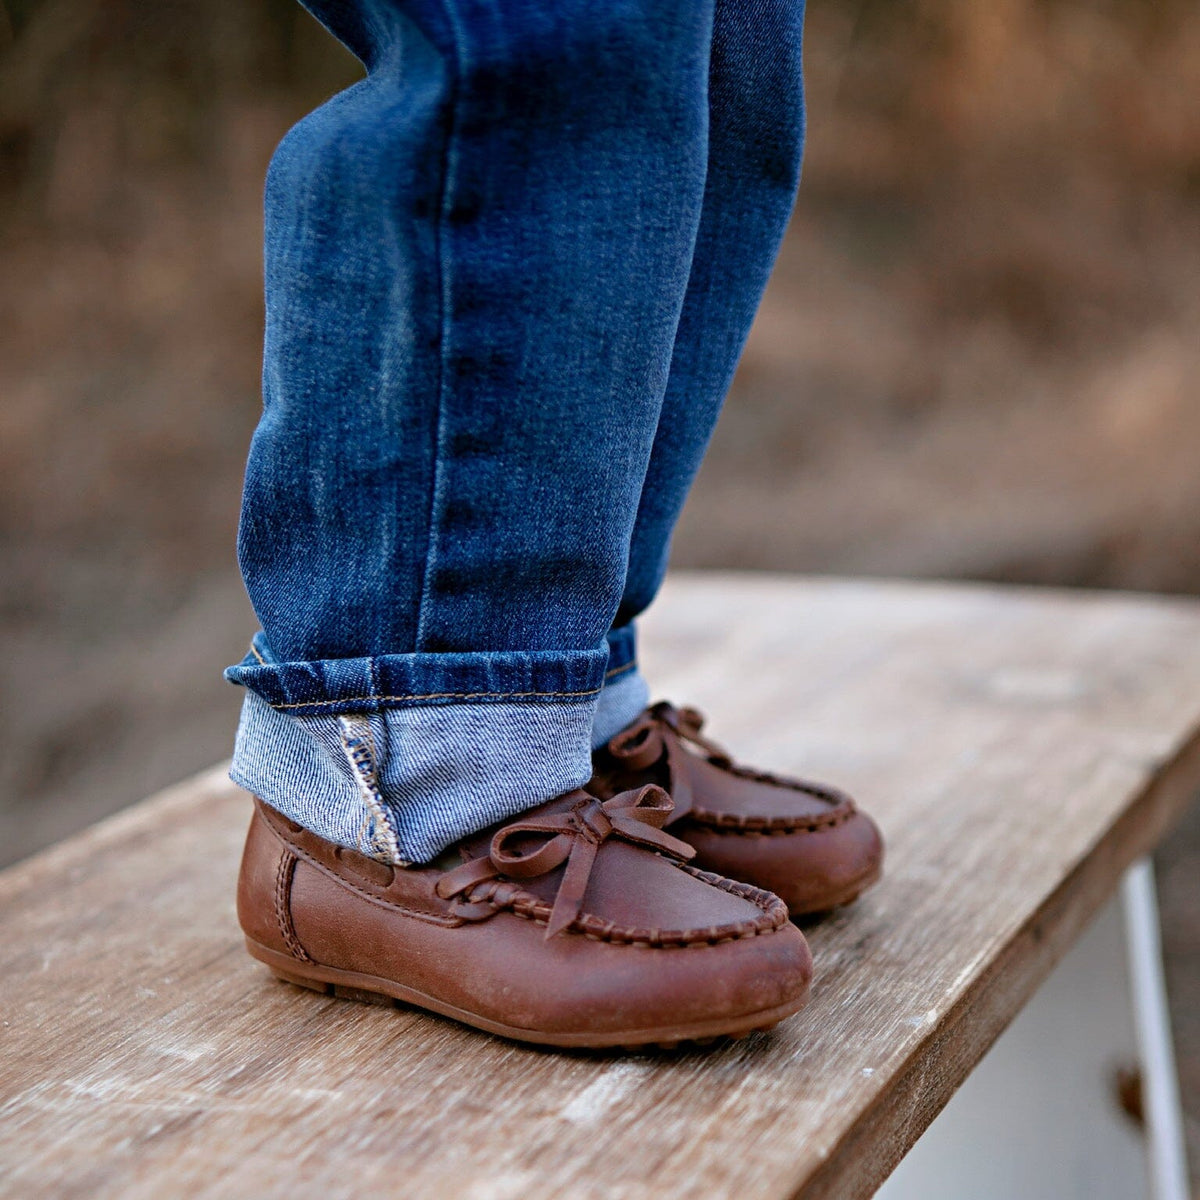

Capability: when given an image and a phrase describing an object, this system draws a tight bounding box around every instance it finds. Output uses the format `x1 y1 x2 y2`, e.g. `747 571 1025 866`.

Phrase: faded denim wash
227 0 807 863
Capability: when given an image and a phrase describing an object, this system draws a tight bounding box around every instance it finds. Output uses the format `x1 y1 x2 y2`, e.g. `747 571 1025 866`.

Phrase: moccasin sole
246 936 809 1050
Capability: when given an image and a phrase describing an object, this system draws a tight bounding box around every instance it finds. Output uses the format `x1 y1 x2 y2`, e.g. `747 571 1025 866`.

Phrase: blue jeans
227 0 806 863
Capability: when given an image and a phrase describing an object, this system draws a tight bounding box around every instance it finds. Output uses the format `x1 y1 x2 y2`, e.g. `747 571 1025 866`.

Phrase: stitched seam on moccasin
274 851 313 961
685 802 858 835
463 859 789 946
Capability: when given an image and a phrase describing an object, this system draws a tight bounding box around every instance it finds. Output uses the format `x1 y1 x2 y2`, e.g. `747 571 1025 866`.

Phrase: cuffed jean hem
224 632 606 716
225 630 650 864
230 687 600 865
226 634 607 863
592 623 649 748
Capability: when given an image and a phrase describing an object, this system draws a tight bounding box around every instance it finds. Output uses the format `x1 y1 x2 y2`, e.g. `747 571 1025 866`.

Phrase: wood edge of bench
788 720 1200 1200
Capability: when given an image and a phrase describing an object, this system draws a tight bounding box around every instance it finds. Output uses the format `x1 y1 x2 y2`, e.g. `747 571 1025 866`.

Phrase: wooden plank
2 574 1200 1200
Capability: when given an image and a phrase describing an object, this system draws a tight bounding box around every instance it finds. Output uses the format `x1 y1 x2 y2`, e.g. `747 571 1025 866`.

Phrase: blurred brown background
1 0 1198 1177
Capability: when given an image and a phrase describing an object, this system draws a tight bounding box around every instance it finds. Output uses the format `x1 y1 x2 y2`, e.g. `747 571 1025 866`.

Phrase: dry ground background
2 0 1199 1181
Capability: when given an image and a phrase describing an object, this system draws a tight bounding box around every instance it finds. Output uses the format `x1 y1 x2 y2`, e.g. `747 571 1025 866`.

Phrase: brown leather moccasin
238 785 812 1049
590 703 883 916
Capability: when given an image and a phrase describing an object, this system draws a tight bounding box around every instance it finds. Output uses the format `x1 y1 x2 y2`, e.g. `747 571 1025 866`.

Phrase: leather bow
606 702 731 821
436 785 695 939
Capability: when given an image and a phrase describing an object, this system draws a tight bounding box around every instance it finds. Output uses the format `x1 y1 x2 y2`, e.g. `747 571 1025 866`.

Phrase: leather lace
605 702 732 820
435 785 695 939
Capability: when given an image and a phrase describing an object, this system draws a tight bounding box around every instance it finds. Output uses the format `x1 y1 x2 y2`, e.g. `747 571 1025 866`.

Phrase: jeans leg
229 0 714 861
592 0 807 742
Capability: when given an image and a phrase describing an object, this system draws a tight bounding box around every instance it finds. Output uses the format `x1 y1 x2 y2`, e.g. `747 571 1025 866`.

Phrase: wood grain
3 574 1200 1200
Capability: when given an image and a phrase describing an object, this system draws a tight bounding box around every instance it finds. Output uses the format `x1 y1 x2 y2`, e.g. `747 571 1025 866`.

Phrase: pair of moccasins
238 701 883 1048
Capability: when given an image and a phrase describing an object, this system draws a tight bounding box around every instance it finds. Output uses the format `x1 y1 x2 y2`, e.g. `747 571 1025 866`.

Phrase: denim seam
250 641 268 666
270 685 602 711
604 659 638 681
413 0 465 650
337 715 404 862
361 713 387 855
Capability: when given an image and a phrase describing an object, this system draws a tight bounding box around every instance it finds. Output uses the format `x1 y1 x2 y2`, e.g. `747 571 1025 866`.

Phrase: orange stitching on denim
604 659 637 681
273 685 602 710
250 642 267 666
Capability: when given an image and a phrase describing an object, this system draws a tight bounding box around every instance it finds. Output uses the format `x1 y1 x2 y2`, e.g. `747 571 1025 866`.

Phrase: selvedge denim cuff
227 630 655 865
226 633 607 864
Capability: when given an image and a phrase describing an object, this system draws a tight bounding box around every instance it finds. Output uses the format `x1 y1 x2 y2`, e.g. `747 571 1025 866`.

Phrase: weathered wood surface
3 574 1200 1200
